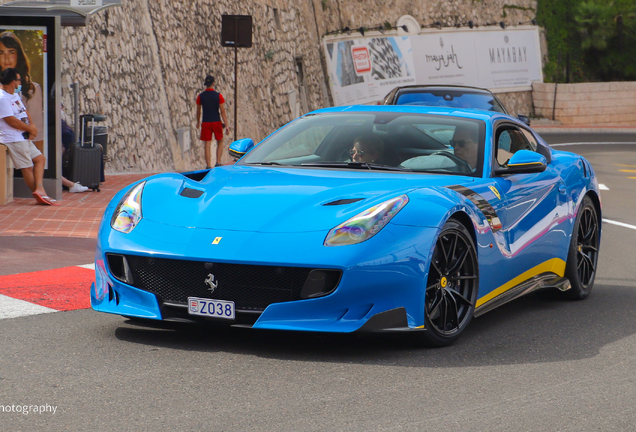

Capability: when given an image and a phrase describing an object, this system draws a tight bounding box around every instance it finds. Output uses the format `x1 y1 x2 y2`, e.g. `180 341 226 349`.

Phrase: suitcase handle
80 117 96 148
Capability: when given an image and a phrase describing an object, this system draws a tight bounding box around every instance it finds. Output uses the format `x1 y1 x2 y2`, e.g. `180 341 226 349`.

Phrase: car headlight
111 182 145 233
324 195 409 246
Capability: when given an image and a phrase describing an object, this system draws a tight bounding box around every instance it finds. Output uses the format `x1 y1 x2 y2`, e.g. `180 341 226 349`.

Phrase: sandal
33 192 59 206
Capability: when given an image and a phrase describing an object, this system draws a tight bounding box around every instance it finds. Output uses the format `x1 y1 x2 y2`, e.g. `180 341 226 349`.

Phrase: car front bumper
92 218 439 333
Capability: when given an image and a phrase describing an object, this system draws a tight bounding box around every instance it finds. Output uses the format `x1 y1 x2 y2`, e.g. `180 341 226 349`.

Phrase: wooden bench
0 144 14 205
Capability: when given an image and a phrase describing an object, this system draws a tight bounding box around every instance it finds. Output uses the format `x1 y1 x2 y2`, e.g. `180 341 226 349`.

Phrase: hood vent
180 188 204 198
182 170 209 181
323 198 364 206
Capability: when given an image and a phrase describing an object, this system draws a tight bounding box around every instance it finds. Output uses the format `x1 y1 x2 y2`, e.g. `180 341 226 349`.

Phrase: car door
491 123 567 273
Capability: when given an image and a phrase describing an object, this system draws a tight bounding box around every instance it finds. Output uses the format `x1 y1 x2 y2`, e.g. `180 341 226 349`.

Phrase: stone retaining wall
533 82 636 126
494 90 534 118
2 0 539 173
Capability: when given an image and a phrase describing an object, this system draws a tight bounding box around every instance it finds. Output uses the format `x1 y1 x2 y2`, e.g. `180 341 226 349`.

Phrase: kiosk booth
0 0 121 202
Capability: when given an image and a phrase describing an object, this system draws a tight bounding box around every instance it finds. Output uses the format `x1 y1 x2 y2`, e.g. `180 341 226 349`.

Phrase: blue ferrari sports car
92 105 601 346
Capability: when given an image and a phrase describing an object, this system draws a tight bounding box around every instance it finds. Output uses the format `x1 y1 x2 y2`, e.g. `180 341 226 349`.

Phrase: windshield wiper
300 162 412 172
247 161 288 166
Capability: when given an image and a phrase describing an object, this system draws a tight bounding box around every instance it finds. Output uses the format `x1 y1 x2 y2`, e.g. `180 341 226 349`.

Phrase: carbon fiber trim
447 185 502 233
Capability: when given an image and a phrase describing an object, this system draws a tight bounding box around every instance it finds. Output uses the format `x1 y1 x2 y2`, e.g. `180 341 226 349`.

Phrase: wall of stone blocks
494 90 533 118
57 0 331 173
533 82 636 126
2 0 540 173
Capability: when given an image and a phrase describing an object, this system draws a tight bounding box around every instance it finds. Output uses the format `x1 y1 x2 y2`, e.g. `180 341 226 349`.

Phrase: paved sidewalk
0 173 152 238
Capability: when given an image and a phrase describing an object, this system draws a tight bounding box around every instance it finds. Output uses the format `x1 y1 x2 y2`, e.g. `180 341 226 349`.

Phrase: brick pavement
0 173 152 238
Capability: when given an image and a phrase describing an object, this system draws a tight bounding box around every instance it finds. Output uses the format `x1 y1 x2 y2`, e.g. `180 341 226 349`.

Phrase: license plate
188 297 235 320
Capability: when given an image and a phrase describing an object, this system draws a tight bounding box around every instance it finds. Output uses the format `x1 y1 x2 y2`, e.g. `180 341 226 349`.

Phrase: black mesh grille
122 255 316 311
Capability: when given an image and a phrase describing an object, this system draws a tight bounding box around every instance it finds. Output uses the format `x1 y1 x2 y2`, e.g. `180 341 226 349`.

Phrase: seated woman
349 134 386 164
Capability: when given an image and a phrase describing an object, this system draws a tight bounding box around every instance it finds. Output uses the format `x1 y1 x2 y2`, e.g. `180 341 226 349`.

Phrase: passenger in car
350 134 385 164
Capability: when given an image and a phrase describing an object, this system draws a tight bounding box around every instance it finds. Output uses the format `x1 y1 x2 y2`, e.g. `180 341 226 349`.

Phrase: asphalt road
1 137 636 431
537 131 635 145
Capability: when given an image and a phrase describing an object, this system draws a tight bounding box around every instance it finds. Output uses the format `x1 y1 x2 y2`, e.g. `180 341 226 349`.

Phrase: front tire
564 195 600 300
421 219 478 347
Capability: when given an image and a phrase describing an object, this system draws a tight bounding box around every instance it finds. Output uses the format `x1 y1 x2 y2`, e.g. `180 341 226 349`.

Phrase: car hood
140 165 472 233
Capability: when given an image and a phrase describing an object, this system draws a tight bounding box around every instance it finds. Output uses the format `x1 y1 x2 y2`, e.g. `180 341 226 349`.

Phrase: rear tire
564 195 600 300
420 219 478 347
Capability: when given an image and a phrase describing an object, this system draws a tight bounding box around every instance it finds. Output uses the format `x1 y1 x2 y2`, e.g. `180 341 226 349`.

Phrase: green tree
537 0 636 82
537 0 584 83
575 0 636 80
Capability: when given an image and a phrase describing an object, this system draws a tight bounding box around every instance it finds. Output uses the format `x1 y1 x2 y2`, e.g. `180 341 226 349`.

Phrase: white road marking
599 184 609 190
0 294 57 320
603 219 636 230
77 263 95 270
551 142 636 147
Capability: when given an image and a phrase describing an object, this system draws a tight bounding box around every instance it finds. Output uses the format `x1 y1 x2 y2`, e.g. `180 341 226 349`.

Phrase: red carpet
0 267 94 311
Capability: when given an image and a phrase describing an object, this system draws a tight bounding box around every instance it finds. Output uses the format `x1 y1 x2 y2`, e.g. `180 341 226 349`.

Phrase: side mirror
495 149 547 175
517 114 531 126
229 138 255 160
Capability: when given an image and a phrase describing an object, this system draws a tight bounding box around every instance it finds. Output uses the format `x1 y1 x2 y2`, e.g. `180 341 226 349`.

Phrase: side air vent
323 198 364 206
300 269 342 299
180 188 204 198
106 253 134 285
182 171 208 181
581 158 588 178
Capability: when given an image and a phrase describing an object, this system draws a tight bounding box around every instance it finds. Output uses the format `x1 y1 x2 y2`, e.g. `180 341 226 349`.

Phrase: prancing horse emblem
204 274 218 293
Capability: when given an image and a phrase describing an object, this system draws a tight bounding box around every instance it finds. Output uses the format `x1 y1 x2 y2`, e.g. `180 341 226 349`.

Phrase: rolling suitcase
69 115 105 192
69 142 102 192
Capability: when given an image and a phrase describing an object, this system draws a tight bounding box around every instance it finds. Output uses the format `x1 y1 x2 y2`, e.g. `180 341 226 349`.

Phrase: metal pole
552 83 558 121
234 19 238 142
71 82 79 143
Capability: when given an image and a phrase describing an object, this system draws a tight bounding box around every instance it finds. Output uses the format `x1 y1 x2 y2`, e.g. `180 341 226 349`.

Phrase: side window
495 130 514 166
520 128 538 152
495 126 536 167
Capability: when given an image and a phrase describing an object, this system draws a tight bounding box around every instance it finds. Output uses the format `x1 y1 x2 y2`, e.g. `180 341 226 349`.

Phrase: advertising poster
325 27 542 106
473 30 542 89
0 26 47 163
325 36 416 106
412 32 480 87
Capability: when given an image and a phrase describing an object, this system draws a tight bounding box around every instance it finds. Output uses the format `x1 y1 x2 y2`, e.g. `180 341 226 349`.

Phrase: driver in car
450 125 479 170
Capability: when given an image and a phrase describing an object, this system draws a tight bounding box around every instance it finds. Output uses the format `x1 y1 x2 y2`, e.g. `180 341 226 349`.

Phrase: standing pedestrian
196 75 230 168
0 68 57 205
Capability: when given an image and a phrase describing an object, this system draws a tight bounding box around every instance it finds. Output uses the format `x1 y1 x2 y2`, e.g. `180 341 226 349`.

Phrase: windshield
395 90 506 113
239 112 486 177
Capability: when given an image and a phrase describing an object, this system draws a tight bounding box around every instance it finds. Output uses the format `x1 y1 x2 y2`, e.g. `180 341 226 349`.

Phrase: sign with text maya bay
324 27 542 106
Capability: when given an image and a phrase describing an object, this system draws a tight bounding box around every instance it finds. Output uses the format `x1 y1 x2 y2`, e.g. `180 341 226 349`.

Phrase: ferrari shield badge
489 186 501 200
212 237 222 245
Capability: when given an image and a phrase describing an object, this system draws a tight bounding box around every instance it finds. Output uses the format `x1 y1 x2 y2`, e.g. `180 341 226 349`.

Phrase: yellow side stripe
508 162 543 167
475 258 566 308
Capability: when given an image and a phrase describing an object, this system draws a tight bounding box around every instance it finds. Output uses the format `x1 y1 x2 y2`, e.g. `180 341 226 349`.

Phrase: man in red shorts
196 75 230 168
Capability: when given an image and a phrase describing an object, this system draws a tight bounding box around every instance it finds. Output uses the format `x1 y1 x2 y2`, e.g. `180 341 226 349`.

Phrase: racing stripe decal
447 185 502 233
475 257 566 308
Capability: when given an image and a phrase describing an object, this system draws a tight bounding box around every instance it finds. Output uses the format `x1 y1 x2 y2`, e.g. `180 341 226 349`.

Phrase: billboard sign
0 16 60 197
324 27 542 106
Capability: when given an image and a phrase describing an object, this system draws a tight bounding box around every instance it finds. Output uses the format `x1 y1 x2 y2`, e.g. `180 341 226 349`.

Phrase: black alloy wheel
564 196 600 300
422 219 478 347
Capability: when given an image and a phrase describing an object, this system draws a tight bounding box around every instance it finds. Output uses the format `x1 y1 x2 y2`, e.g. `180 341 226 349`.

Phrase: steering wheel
430 151 472 173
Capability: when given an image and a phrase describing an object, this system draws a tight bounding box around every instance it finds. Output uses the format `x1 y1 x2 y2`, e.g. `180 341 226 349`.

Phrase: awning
0 0 121 26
